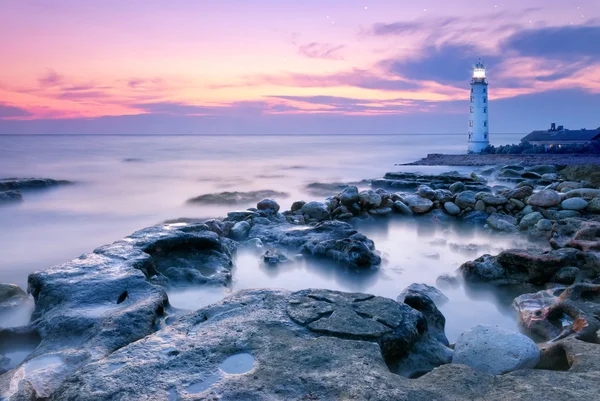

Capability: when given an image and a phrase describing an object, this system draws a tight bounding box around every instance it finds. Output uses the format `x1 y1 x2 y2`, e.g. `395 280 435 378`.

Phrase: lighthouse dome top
472 61 486 79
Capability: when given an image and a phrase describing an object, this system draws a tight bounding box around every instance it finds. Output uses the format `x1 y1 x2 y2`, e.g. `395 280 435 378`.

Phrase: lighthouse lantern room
467 60 489 153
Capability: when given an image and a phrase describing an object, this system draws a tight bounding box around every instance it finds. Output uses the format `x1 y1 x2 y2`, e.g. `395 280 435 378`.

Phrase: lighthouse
467 60 489 153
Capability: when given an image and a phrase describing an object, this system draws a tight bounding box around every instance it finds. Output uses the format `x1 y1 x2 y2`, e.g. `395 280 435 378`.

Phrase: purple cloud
38 69 63 88
298 42 345 60
0 104 32 119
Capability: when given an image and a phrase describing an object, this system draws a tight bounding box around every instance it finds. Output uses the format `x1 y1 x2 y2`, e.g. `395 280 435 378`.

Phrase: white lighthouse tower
467 60 489 153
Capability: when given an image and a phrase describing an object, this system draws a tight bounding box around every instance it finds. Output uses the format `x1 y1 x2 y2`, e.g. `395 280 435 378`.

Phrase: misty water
0 133 527 342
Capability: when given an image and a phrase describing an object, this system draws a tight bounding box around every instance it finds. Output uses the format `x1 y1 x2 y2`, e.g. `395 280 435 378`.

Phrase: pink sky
0 0 599 133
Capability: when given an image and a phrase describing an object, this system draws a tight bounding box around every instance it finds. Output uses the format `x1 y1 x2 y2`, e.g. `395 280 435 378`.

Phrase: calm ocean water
0 133 524 340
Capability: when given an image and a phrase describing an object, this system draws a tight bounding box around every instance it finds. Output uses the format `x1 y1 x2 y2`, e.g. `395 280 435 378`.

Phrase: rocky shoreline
2 164 600 400
403 153 600 167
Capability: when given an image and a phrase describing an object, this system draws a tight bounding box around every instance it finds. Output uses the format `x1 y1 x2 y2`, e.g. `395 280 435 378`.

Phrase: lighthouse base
467 140 490 154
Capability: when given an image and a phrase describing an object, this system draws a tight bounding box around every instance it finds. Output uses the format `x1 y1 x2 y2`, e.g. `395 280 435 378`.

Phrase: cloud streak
298 42 345 60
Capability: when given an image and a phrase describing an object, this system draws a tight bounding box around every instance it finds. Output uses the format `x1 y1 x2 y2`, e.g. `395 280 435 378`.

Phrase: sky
0 0 599 135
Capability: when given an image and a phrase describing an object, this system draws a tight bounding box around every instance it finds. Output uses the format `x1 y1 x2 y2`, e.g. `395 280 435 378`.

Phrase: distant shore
402 153 600 166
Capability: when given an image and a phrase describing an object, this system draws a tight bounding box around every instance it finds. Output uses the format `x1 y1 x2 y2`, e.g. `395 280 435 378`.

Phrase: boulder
541 173 558 181
565 188 600 200
443 202 460 216
535 219 553 231
0 283 27 303
403 195 433 214
455 191 476 209
587 198 600 213
339 186 359 206
486 213 517 232
256 199 280 214
453 325 540 375
461 211 489 225
290 200 306 212
504 186 533 200
397 283 449 306
358 190 383 209
230 221 251 241
528 165 557 175
188 190 289 205
519 212 544 230
481 194 507 206
527 190 561 207
449 182 465 194
0 190 22 203
474 200 485 211
393 200 413 215
417 185 437 201
561 197 588 211
0 177 72 191
300 201 330 220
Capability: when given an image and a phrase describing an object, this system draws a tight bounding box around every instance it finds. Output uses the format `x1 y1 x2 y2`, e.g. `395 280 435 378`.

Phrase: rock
443 202 460 216
486 213 517 232
290 200 306 213
305 182 362 196
541 173 558 181
519 212 544 230
564 221 600 252
0 283 27 302
370 207 393 216
498 169 523 179
300 201 330 220
527 190 561 207
521 171 542 179
339 186 359 205
434 189 454 203
474 200 485 211
188 190 289 205
230 221 251 241
513 284 600 343
481 194 507 206
0 190 23 203
398 283 449 306
226 210 259 222
0 177 72 191
393 200 413 215
453 325 540 375
249 220 381 269
565 188 600 200
417 185 437 200
469 172 487 184
509 198 525 210
256 199 280 214
449 182 465 194
461 211 489 225
460 248 580 286
535 219 553 231
455 191 476 209
504 186 533 200
557 181 584 192
262 249 289 265
560 164 600 188
588 198 600 213
553 266 580 285
561 197 588 211
528 165 557 175
403 195 433 214
43 289 457 401
358 190 382 209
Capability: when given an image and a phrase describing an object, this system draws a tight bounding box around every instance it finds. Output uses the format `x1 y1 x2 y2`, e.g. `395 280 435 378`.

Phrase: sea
0 133 526 341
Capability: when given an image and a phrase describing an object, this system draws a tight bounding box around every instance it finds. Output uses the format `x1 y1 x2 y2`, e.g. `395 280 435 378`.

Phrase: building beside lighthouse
467 61 489 153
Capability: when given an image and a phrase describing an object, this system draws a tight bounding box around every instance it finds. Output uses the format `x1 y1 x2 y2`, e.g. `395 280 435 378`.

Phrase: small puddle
219 353 255 374
186 373 222 394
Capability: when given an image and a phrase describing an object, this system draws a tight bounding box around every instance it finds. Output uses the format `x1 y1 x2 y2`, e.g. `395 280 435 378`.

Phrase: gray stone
397 283 449 306
417 185 437 200
0 190 22 203
519 212 543 230
230 221 251 241
453 325 540 375
455 191 476 209
541 173 558 181
403 195 433 214
486 213 518 232
449 181 465 194
256 199 280 214
481 194 508 206
536 219 553 231
291 200 306 212
528 165 557 175
0 283 27 302
443 202 460 216
527 190 561 207
393 200 413 215
474 200 485 211
557 181 584 192
561 197 588 211
188 190 289 205
565 188 600 200
505 186 533 200
552 266 580 284
339 186 359 205
521 171 542 179
588 197 600 213
509 198 525 210
300 201 330 220
358 190 383 209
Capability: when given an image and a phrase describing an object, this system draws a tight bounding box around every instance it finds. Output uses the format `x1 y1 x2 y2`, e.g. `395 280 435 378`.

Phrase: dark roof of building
522 128 600 143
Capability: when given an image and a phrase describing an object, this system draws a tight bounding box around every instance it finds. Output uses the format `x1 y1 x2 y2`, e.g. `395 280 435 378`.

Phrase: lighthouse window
471 88 473 93
484 121 488 127
469 121 473 127
484 134 487 139
484 107 487 113
483 88 487 93
483 97 487 103
470 106 473 113
470 96 474 103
